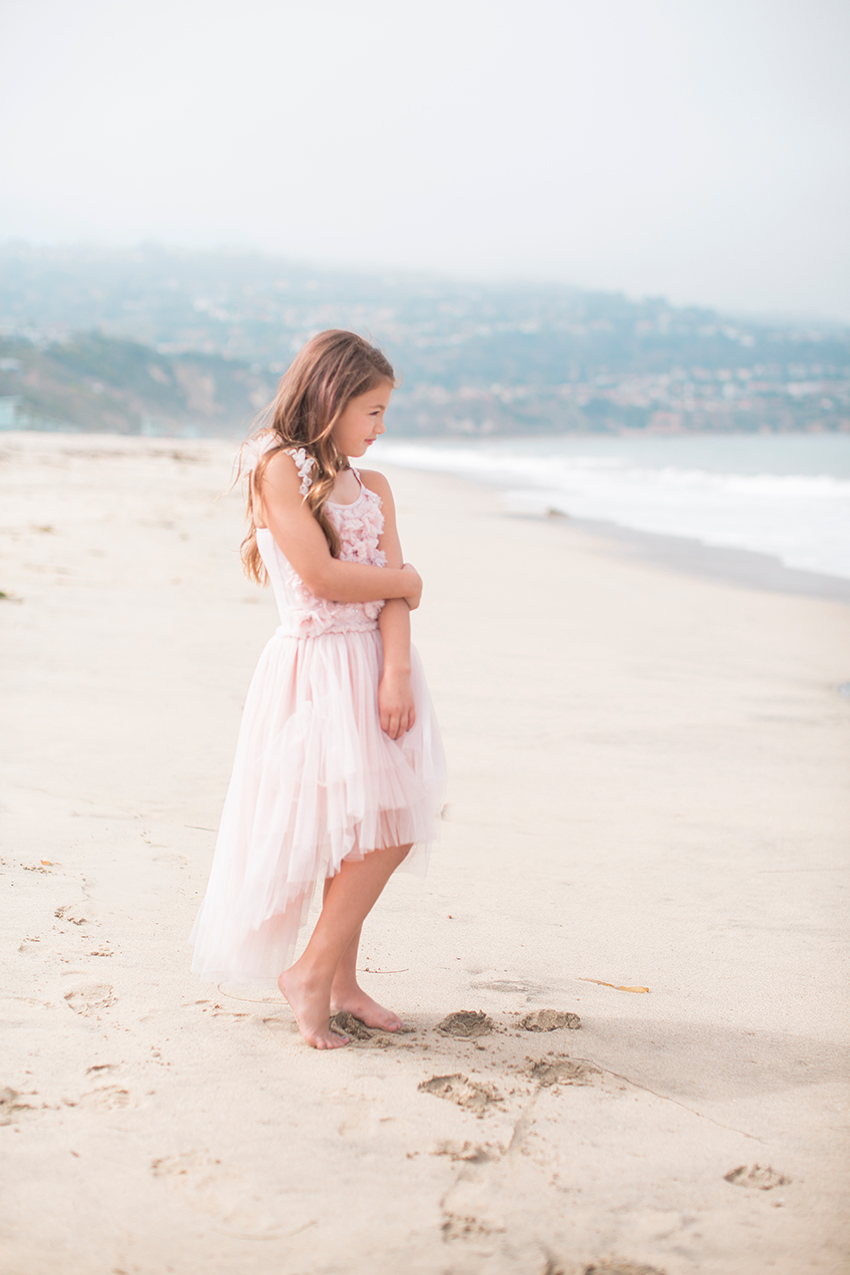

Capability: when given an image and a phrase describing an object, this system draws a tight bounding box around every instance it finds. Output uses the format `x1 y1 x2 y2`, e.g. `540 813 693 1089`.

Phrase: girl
190 330 446 1049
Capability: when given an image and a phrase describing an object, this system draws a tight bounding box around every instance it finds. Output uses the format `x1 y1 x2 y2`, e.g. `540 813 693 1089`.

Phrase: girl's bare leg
278 844 410 1049
327 913 404 1032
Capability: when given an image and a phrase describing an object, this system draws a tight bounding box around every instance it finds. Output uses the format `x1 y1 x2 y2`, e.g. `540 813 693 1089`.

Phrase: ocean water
372 433 850 582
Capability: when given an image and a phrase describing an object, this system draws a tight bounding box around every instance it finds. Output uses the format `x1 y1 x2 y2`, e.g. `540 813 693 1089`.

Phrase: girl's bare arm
254 451 421 606
360 470 416 738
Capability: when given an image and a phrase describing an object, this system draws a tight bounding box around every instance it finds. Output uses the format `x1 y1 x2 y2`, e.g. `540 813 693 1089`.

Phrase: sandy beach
2 430 849 1275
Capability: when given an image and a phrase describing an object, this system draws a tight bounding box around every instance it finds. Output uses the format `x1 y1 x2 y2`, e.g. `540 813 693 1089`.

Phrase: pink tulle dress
190 446 446 985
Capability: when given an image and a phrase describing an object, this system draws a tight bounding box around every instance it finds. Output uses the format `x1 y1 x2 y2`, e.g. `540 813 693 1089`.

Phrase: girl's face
331 382 393 457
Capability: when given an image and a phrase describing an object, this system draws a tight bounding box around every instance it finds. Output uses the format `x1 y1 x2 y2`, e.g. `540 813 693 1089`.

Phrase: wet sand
1 431 849 1275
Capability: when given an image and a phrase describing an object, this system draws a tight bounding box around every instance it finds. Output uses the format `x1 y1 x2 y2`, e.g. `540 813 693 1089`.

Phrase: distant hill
0 332 271 436
1 244 848 435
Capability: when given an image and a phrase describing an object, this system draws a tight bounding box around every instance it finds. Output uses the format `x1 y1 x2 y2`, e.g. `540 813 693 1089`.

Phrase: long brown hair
241 330 396 583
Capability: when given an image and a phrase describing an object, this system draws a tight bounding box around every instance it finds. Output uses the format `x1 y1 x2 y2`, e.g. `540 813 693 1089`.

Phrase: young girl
190 330 446 1049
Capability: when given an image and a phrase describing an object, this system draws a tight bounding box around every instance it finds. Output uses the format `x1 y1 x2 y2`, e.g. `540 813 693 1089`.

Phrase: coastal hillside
2 244 849 435
0 333 271 436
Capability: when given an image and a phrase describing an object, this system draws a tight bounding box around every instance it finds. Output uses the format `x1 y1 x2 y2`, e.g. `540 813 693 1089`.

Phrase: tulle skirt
190 627 446 985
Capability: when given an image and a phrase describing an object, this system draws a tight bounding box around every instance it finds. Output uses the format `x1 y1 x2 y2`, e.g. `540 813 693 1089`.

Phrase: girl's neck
329 466 362 506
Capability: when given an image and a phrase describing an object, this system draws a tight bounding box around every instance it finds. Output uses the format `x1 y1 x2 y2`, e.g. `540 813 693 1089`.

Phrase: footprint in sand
526 1056 600 1088
440 1161 507 1246
436 1011 493 1038
441 1210 503 1243
64 984 115 1015
470 978 543 995
329 1012 373 1040
55 904 91 926
418 1073 502 1114
150 1151 286 1238
0 1087 37 1126
432 1140 504 1163
78 1085 131 1110
520 1009 581 1032
151 1151 220 1179
323 1013 414 1043
724 1164 790 1190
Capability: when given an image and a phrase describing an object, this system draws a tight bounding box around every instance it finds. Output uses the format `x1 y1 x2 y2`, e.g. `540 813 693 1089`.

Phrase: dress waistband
275 621 380 641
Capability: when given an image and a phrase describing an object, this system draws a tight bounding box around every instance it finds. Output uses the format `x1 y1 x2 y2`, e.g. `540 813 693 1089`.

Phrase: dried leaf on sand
579 979 649 993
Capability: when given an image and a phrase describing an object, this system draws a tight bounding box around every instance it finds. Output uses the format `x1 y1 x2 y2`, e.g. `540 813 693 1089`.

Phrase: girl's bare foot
278 967 349 1049
330 983 403 1032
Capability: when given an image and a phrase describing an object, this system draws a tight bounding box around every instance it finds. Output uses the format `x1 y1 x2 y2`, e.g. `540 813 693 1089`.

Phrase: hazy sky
2 0 849 320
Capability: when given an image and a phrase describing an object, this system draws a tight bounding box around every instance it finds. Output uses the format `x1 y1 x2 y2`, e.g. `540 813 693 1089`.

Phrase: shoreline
545 510 850 606
372 443 850 607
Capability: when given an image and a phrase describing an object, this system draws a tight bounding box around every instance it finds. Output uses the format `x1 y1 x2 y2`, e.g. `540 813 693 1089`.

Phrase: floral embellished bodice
251 444 387 637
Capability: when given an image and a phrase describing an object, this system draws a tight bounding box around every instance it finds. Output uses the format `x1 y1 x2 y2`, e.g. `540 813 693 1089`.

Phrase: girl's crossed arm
361 470 416 740
255 450 421 607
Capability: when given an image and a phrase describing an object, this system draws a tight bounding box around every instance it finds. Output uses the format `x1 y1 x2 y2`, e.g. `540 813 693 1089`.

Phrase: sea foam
373 435 850 581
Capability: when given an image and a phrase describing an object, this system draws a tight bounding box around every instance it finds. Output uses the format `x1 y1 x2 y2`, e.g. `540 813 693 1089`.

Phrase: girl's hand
379 667 416 739
401 563 422 610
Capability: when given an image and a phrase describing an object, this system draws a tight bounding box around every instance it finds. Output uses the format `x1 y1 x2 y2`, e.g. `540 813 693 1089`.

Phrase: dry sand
1 431 849 1275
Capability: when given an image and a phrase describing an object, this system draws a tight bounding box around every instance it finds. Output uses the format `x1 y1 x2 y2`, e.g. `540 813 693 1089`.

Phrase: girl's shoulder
244 436 316 494
356 468 393 502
